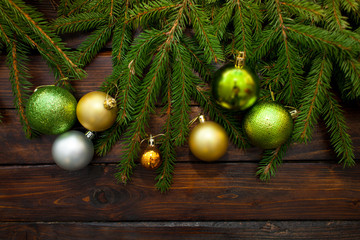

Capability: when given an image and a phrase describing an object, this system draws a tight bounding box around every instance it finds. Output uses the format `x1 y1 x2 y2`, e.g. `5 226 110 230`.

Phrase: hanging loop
34 84 55 92
188 113 205 127
140 133 166 145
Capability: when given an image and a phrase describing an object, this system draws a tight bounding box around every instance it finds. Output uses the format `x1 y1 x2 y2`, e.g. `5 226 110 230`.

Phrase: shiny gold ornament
211 52 259 111
141 135 161 169
188 115 229 162
76 91 118 132
243 101 293 149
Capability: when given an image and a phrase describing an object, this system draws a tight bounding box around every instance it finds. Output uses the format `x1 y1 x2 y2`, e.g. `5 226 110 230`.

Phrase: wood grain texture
1 221 360 240
0 52 113 109
1 1 360 238
1 106 359 165
1 163 360 221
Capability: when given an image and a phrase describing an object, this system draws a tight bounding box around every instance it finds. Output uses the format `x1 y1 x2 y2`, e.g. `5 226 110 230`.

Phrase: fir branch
156 80 176 192
53 12 107 34
86 0 108 14
6 40 33 138
341 0 359 14
341 0 360 20
322 91 355 167
232 0 258 58
179 35 215 81
256 141 290 181
112 21 132 66
189 1 224 63
322 0 350 31
287 24 357 55
338 58 360 99
280 0 324 22
49 0 360 189
112 0 132 66
170 43 193 146
0 9 69 79
214 0 262 59
117 45 170 184
95 122 127 157
58 0 72 16
76 25 113 67
213 1 233 39
2 0 84 79
293 53 331 143
63 0 91 16
264 42 304 104
128 0 179 26
253 28 281 60
115 30 165 125
269 0 304 104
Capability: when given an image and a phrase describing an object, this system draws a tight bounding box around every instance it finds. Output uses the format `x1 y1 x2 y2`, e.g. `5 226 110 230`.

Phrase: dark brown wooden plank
1 163 360 221
0 52 113 109
2 106 360 164
1 221 360 240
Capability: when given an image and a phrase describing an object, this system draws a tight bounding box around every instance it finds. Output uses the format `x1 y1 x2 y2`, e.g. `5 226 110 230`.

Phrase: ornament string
269 86 299 119
285 106 300 119
188 114 205 127
54 77 69 86
269 85 275 101
34 84 55 92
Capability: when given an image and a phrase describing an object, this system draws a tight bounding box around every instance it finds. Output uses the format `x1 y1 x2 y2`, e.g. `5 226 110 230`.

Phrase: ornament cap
104 96 117 110
235 51 245 68
85 131 96 140
148 134 156 147
199 115 206 123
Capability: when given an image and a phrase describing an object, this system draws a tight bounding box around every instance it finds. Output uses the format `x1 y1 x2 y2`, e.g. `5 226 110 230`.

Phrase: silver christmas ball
52 130 94 171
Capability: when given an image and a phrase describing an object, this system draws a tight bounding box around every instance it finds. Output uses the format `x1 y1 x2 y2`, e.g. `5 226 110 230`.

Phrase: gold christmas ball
243 101 293 149
76 91 118 132
141 146 161 169
189 117 229 162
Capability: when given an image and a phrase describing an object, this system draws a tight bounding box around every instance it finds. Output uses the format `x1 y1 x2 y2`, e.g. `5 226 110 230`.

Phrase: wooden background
1 2 360 239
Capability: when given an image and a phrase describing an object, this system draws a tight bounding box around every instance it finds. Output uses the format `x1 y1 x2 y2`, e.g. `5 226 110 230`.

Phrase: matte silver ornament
52 130 94 171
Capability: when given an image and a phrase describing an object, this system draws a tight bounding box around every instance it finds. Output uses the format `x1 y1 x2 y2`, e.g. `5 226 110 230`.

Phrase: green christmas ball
243 101 293 149
212 63 259 111
26 86 77 135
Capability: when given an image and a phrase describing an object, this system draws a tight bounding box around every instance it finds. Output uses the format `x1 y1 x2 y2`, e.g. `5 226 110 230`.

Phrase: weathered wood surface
2 107 359 165
2 221 360 240
1 53 359 165
1 163 360 221
1 1 360 239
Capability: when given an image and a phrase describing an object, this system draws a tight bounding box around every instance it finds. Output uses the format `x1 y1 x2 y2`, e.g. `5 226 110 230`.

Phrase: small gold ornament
76 91 118 132
141 135 161 169
188 115 229 162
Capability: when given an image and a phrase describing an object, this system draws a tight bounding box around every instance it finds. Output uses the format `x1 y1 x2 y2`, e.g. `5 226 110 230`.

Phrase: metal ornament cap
52 130 94 171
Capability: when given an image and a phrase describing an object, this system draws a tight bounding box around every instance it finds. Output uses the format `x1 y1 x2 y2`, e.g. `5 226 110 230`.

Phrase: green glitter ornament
243 101 293 149
26 86 77 135
211 52 259 111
